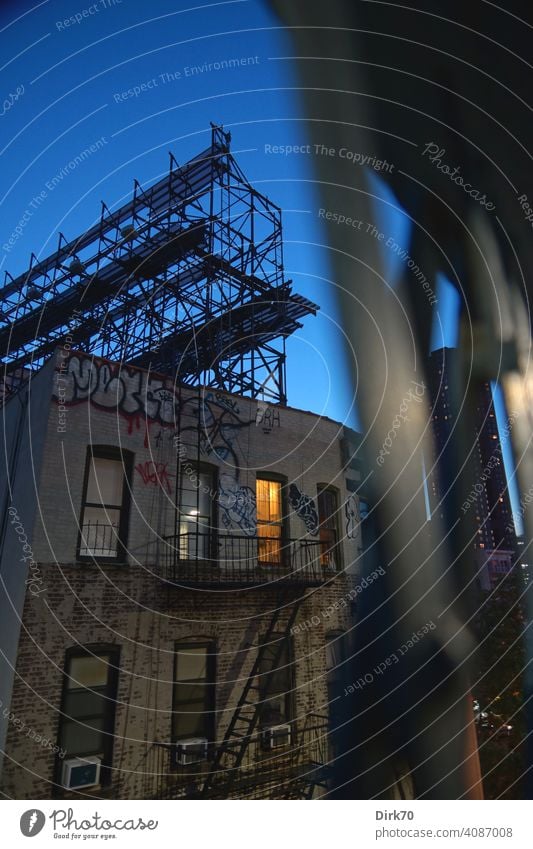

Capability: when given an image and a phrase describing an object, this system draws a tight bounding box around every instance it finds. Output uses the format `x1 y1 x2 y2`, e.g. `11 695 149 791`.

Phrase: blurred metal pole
268 0 483 798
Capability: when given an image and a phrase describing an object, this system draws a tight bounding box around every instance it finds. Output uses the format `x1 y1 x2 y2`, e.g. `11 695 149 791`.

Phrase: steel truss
0 125 317 404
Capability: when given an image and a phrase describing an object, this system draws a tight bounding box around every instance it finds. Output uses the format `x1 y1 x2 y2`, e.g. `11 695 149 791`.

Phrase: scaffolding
0 125 317 404
2 125 330 800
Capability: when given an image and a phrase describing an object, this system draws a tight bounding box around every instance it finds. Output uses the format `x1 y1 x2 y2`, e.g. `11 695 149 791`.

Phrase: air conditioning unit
261 724 292 749
61 756 101 790
173 737 208 766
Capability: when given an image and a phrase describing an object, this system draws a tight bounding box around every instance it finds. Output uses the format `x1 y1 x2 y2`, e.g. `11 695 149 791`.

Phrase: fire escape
132 589 331 800
198 596 324 800
1 125 332 799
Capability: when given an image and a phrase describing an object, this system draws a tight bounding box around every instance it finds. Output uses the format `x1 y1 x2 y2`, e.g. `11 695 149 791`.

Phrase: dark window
57 647 119 783
78 447 132 561
317 486 340 569
257 478 283 565
258 636 292 727
172 643 215 741
178 464 216 560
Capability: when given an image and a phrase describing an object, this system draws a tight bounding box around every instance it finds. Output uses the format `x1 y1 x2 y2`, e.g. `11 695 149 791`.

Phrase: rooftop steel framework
1 126 317 404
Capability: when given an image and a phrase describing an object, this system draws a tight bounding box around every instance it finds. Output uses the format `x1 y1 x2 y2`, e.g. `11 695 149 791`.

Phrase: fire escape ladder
278 713 331 800
199 593 303 798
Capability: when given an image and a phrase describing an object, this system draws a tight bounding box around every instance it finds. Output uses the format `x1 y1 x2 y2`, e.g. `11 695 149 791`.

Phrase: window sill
75 559 129 568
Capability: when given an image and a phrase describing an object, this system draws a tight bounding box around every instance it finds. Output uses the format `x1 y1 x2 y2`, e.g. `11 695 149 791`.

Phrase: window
172 642 215 742
257 477 284 565
57 647 119 784
317 487 340 569
258 637 292 727
78 447 132 561
178 464 216 560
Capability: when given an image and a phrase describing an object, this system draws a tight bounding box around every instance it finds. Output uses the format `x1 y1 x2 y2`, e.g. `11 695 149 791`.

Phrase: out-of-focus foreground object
269 0 533 799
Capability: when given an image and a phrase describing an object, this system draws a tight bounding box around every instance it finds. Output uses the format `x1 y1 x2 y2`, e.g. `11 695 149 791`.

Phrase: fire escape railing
134 714 331 800
161 532 339 587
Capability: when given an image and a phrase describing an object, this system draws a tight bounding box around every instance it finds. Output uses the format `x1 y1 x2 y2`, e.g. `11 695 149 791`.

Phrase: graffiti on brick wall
218 474 257 536
288 484 319 536
135 461 175 495
53 353 255 470
255 400 281 432
345 493 359 540
205 390 240 414
53 354 180 424
180 394 254 478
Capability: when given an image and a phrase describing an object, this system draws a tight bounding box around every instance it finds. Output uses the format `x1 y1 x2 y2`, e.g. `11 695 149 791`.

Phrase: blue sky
0 0 354 424
0 0 520 523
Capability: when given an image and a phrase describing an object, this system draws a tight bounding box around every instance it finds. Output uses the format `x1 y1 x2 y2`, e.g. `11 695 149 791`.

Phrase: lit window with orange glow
257 478 283 565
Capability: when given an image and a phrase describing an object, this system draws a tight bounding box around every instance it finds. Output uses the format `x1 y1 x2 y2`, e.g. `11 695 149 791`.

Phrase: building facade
426 346 516 584
0 349 362 800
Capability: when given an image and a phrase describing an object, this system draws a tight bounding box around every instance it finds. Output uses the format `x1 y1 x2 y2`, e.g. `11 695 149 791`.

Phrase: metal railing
79 519 120 558
161 532 338 586
134 714 330 800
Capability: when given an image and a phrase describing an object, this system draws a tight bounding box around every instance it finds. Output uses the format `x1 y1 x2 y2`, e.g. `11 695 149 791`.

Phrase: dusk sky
0 0 519 520
0 0 357 421
0 0 426 424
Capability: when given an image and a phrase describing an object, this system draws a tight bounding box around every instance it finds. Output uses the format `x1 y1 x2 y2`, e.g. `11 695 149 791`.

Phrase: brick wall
1 354 362 799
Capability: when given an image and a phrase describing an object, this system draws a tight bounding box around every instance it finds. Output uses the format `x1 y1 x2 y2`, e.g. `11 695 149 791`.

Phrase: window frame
54 644 120 789
176 460 217 562
317 484 341 571
171 640 216 744
258 634 294 729
77 445 133 564
256 472 288 567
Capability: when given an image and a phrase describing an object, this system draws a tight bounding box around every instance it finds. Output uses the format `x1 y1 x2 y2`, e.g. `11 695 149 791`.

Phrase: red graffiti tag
127 416 157 448
135 461 174 494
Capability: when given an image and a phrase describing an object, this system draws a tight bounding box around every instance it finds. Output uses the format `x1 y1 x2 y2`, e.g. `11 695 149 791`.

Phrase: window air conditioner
173 737 209 766
261 724 292 749
61 756 101 790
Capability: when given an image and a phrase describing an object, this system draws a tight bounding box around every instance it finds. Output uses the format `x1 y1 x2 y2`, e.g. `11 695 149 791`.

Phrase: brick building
426 346 516 587
0 348 362 799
